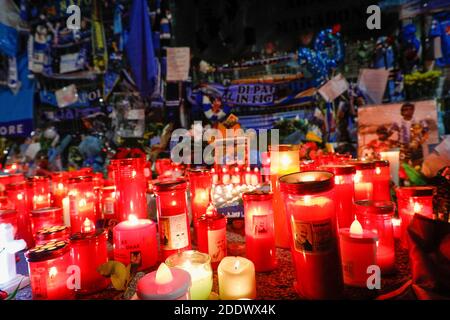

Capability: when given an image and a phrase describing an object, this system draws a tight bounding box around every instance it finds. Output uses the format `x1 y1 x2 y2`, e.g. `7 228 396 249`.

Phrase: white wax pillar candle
62 197 71 227
380 150 400 186
218 256 256 300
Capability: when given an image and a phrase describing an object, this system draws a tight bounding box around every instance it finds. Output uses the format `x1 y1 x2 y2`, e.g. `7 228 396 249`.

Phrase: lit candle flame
17 193 23 201
57 183 64 191
171 200 177 206
82 218 94 233
303 195 311 204
349 218 363 236
413 202 421 214
155 263 173 285
131 170 137 178
233 260 240 270
375 167 381 175
128 214 139 225
281 154 292 166
49 266 57 278
334 175 344 185
79 198 87 207
354 171 362 184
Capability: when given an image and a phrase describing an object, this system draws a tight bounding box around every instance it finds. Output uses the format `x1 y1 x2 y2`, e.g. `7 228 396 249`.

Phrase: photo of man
294 222 313 252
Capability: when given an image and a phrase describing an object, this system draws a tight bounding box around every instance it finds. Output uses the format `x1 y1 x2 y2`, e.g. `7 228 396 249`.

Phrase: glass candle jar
26 240 75 300
26 176 51 210
279 171 343 299
165 250 213 300
113 215 158 271
319 164 356 229
35 225 70 245
51 172 69 209
269 144 300 249
68 176 96 234
154 179 191 260
373 160 391 201
395 186 436 249
242 191 277 272
355 200 396 274
0 209 18 237
101 186 117 222
31 207 64 237
155 158 173 177
92 172 104 222
136 263 191 300
196 204 227 270
7 182 34 247
70 229 109 294
111 158 148 221
0 196 14 210
347 160 375 201
188 168 212 237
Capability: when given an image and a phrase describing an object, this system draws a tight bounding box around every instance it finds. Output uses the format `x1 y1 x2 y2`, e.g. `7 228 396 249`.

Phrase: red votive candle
101 186 117 222
35 225 70 245
70 229 109 294
319 164 356 228
279 171 343 299
51 172 69 209
154 179 191 260
373 160 391 201
7 182 34 247
395 186 436 249
155 158 173 177
339 218 378 287
197 204 227 270
31 207 64 237
0 209 18 237
68 175 96 234
26 240 75 300
26 175 51 210
188 168 212 237
346 160 374 201
113 214 158 271
111 158 148 221
242 191 277 272
355 200 396 274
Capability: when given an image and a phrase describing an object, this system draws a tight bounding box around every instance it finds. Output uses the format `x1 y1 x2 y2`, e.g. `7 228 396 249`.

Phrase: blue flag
126 0 157 97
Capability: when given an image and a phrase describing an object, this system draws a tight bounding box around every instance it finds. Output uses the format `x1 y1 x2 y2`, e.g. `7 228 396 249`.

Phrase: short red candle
35 225 70 245
26 176 52 210
355 200 396 274
242 191 277 272
26 240 75 300
7 182 34 247
188 168 212 237
339 220 378 287
0 209 18 237
373 160 391 201
31 207 64 237
279 171 343 299
347 160 374 201
395 186 435 248
113 215 158 271
70 229 109 294
68 175 97 234
319 164 356 228
154 179 191 260
197 204 227 270
111 158 148 221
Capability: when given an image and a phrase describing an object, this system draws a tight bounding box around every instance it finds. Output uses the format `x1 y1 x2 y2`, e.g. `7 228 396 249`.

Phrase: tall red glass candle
355 200 396 274
347 160 374 201
319 164 356 229
197 204 227 270
188 168 212 236
26 176 51 210
242 191 277 272
0 209 18 237
26 240 75 300
35 225 70 245
30 207 64 237
154 179 191 260
113 214 158 271
92 172 104 222
279 171 343 299
101 186 117 223
7 182 34 247
395 186 435 249
373 160 391 201
339 219 378 287
111 158 148 221
51 172 69 209
68 176 96 234
70 229 109 294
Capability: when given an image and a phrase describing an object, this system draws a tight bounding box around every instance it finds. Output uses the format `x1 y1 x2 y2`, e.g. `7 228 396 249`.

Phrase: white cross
0 223 26 286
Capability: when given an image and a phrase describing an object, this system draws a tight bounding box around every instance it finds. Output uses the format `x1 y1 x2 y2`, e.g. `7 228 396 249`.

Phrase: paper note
318 73 349 102
166 47 190 82
357 68 389 104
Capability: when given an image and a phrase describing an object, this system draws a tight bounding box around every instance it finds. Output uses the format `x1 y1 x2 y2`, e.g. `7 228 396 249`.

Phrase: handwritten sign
166 47 190 82
318 73 349 102
357 69 389 104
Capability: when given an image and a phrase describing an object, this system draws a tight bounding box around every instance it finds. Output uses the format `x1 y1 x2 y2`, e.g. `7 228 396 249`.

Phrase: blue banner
0 54 34 137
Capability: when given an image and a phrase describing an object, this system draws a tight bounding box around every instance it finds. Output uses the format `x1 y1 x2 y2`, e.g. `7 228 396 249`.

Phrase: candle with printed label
113 214 158 271
279 171 343 299
218 256 256 300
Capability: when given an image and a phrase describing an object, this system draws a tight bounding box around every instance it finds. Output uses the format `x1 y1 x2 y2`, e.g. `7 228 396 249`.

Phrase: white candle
380 150 400 186
218 256 256 300
62 197 70 227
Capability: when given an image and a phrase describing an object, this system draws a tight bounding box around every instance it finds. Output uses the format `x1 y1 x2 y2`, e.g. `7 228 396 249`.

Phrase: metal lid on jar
153 179 187 192
395 186 436 197
30 207 62 217
374 160 389 168
242 190 273 201
319 164 356 176
68 175 93 183
268 144 299 152
70 228 107 243
25 240 70 262
36 225 70 241
345 160 375 170
279 171 334 195
354 200 395 215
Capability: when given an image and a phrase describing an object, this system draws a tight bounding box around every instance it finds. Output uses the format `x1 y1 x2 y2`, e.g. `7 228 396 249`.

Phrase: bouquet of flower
404 70 442 100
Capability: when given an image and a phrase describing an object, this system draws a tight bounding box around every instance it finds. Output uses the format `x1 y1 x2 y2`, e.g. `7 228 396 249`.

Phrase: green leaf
5 279 23 300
